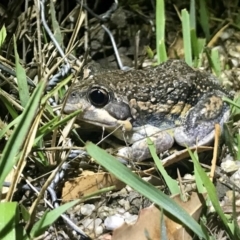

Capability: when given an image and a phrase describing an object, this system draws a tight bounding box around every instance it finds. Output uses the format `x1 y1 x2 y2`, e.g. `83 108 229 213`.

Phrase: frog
63 59 231 162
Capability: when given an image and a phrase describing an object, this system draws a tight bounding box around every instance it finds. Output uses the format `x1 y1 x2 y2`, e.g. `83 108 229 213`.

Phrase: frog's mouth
64 103 132 131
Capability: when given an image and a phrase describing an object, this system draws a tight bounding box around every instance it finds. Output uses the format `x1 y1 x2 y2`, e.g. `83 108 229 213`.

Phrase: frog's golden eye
88 87 109 107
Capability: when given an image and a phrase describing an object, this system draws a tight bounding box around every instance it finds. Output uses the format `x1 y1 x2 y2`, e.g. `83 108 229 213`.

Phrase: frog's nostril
88 87 109 107
70 92 77 98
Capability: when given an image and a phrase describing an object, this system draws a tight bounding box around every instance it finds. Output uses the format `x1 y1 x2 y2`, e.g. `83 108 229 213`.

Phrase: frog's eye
70 92 77 98
88 87 109 107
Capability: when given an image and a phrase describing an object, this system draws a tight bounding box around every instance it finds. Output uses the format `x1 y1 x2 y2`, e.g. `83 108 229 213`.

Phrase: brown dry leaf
62 171 125 201
165 192 206 239
112 205 164 240
111 192 205 240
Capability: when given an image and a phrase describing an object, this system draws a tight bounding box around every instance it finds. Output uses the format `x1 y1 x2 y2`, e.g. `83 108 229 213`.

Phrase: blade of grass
41 74 73 104
13 35 30 107
210 48 221 77
188 148 234 238
223 96 240 109
158 40 168 63
34 109 81 144
181 9 192 66
0 116 20 140
30 200 79 238
199 0 210 40
50 0 63 46
0 95 18 119
190 0 196 30
147 138 180 195
192 151 206 194
0 25 7 48
0 202 20 239
0 81 45 188
86 142 207 239
156 0 167 63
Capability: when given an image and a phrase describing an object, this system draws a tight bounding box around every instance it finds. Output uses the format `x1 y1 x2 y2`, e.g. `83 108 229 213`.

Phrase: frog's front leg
115 125 174 162
174 92 230 147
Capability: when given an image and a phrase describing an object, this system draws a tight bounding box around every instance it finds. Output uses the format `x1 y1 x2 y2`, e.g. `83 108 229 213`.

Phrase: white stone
80 204 95 216
104 214 125 230
94 225 103 235
221 160 240 173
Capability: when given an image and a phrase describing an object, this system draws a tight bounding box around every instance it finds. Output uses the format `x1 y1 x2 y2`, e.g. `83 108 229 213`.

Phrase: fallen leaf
110 192 205 240
62 171 125 201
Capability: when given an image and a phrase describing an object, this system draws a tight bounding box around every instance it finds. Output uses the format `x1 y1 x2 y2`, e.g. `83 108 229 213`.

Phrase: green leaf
210 48 221 77
30 200 79 238
0 116 20 140
13 35 30 107
188 148 234 238
181 9 192 66
0 94 19 119
0 202 19 239
34 109 81 144
50 0 63 46
191 28 199 62
86 142 207 239
0 81 45 188
158 40 168 63
19 204 30 222
41 74 73 104
199 0 210 40
147 138 180 195
156 0 167 63
189 0 196 30
0 25 7 48
192 151 206 194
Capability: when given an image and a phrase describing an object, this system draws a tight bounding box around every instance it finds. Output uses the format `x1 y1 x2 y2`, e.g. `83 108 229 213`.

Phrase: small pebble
118 199 130 210
104 214 125 230
221 160 240 173
82 218 102 230
98 206 116 218
80 204 95 216
95 225 104 235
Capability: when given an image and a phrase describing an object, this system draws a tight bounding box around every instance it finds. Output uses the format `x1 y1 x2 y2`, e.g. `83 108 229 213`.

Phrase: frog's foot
174 92 230 147
116 131 174 162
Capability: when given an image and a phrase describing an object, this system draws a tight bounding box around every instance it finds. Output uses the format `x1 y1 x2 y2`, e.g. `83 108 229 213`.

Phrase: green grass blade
30 200 79 238
210 48 221 77
147 138 180 195
181 9 192 66
0 94 18 119
41 74 72 104
0 116 20 140
0 25 7 48
199 0 210 40
86 142 207 239
13 35 30 107
188 148 234 238
190 0 196 30
0 202 21 239
192 151 206 194
158 40 168 63
156 0 167 63
191 29 199 61
223 96 240 109
0 81 45 188
34 109 81 144
50 0 63 46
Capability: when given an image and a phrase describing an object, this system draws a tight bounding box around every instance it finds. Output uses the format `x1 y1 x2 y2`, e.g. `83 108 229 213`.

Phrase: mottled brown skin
64 60 231 161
